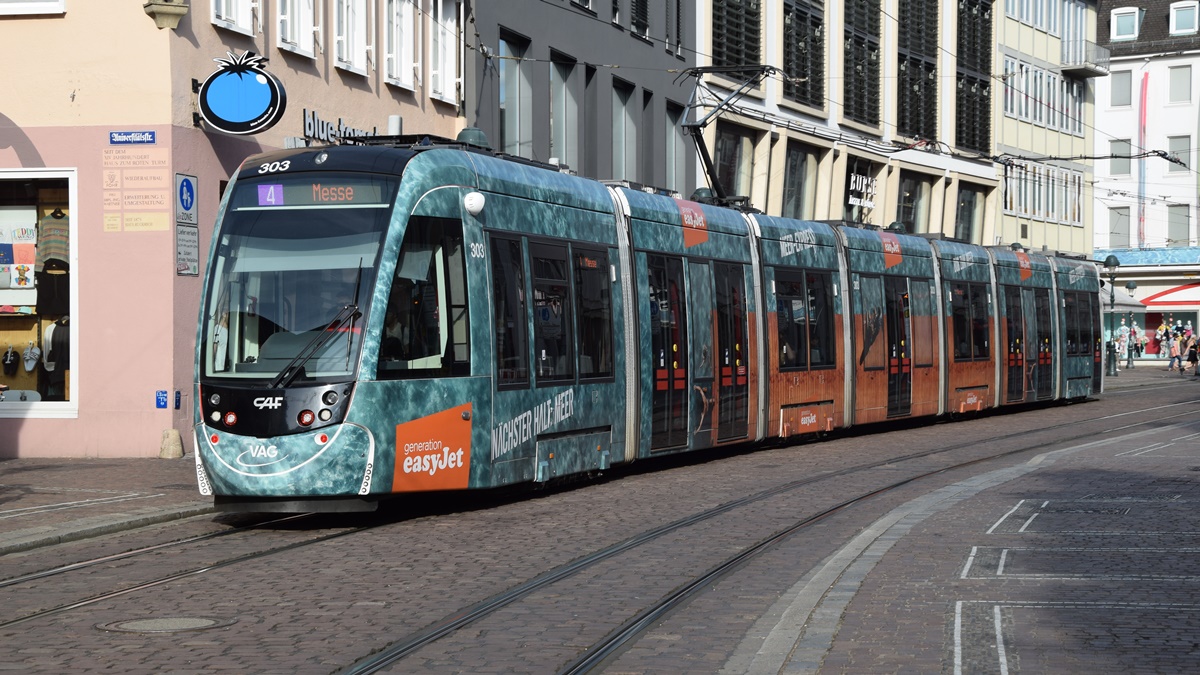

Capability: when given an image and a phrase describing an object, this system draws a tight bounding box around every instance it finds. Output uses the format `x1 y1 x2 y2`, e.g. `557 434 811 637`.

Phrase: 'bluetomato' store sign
197 51 287 135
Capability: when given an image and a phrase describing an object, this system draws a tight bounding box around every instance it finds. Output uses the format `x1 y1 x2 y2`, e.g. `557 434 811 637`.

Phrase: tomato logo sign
197 51 287 135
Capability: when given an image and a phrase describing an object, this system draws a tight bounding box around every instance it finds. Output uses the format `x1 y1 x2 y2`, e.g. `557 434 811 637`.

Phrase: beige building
0 0 460 457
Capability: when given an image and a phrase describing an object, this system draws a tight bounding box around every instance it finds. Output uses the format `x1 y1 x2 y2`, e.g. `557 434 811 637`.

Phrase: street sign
175 173 198 225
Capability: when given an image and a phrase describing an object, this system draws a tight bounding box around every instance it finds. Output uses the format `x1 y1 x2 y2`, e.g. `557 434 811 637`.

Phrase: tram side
193 141 1103 512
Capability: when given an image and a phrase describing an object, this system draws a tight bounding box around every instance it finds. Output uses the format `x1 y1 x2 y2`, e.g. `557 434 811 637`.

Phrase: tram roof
618 187 750 237
751 214 839 247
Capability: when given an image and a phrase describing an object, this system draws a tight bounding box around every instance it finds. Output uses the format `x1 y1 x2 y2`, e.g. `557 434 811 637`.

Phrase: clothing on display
36 257 69 316
22 344 40 372
2 346 16 376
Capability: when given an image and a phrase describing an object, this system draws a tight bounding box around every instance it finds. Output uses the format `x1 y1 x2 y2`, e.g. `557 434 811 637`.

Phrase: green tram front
194 149 447 510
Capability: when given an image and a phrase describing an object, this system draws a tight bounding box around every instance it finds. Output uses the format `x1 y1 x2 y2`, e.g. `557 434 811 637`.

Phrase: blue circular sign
198 51 287 135
179 178 195 211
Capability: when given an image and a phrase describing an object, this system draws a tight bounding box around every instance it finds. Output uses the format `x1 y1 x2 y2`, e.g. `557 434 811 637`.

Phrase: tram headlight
208 393 221 406
322 390 338 406
318 409 333 422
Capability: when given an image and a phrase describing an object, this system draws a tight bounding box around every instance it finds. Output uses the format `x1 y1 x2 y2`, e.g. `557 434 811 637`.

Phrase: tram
193 135 1103 511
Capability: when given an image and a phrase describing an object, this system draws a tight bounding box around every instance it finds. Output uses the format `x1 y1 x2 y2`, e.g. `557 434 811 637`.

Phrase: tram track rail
338 399 1200 674
1 397 1194 669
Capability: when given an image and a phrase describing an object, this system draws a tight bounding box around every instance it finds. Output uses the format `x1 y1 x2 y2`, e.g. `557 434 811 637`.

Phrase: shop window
715 122 756 198
0 175 74 409
212 0 254 36
896 171 932 234
384 0 419 88
782 141 818 220
954 183 986 243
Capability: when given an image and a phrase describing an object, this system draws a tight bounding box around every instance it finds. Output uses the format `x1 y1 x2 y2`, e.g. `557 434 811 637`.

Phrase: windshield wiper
269 303 361 389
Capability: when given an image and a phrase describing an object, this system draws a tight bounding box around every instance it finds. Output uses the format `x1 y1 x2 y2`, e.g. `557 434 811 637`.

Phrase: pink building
0 0 461 456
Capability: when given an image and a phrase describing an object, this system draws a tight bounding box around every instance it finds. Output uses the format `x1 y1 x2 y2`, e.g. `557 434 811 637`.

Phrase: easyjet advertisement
392 403 472 492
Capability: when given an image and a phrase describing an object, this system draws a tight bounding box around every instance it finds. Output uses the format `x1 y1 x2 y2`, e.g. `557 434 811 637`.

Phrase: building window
666 0 684 55
1170 65 1191 104
666 104 688 194
632 0 650 35
1110 139 1131 175
1110 70 1131 107
612 79 638 181
499 35 533 158
1169 135 1191 171
845 158 878 223
279 0 316 57
1171 1 1199 34
715 122 756 198
844 0 881 126
334 0 369 74
551 55 580 170
783 0 825 109
954 183 985 243
384 0 419 88
1168 204 1191 246
1110 7 1140 40
430 0 459 103
896 0 938 140
782 142 819 220
896 170 933 234
713 0 761 67
956 0 991 153
212 0 253 35
0 0 64 14
1109 207 1131 247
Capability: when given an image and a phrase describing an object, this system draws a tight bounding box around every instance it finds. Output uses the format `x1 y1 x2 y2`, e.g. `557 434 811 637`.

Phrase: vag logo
254 396 284 409
236 444 287 467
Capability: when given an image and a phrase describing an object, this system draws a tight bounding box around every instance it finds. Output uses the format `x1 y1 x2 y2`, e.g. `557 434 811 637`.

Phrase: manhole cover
97 616 237 633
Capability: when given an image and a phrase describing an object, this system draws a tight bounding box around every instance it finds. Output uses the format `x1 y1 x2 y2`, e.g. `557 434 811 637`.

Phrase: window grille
783 0 824 108
713 0 762 67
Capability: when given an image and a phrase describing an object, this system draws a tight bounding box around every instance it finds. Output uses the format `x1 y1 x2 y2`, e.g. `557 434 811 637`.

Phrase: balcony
1061 39 1111 78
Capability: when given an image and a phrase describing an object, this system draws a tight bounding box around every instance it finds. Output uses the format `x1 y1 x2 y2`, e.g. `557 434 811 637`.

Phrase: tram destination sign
236 176 391 209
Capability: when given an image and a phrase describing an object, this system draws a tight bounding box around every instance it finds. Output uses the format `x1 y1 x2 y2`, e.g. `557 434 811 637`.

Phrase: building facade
0 0 460 457
463 0 699 195
1092 0 1200 353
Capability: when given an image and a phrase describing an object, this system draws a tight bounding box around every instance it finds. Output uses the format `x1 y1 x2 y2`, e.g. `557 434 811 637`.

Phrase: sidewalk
0 364 1179 557
0 456 213 556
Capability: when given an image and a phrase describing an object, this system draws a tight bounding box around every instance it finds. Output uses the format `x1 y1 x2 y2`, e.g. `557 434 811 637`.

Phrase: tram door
1004 286 1025 403
649 255 689 450
1034 288 1053 399
715 263 749 440
884 277 912 417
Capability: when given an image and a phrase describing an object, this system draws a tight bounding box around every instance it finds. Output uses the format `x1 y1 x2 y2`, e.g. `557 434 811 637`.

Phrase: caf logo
197 51 287 135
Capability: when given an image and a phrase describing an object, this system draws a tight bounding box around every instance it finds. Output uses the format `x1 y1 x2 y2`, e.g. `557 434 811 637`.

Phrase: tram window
951 281 990 361
378 217 470 379
910 280 934 367
490 236 528 387
531 242 575 383
775 268 835 371
574 248 614 379
1064 292 1084 355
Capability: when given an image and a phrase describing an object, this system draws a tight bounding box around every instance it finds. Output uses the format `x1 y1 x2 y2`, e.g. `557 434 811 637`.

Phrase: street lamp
1125 280 1138 369
1104 255 1120 377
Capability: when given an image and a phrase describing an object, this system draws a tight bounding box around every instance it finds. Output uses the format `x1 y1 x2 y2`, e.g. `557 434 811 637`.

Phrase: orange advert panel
393 403 472 492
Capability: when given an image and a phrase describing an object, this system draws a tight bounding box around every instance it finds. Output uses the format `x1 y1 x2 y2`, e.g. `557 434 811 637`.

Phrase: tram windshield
200 172 398 383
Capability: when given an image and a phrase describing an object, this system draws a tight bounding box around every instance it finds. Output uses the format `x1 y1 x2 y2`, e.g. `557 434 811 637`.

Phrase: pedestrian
1168 335 1182 372
1186 336 1199 376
